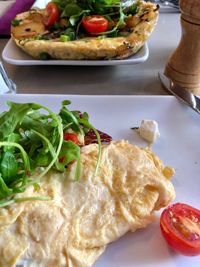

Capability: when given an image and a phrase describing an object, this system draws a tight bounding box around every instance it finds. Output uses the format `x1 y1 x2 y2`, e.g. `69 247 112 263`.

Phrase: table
0 12 181 95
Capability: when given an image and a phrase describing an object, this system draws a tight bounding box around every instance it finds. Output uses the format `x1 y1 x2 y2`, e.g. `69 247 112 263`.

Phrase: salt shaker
164 0 200 95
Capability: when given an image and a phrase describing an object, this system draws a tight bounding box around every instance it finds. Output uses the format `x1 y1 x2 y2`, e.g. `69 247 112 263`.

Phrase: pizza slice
11 0 159 60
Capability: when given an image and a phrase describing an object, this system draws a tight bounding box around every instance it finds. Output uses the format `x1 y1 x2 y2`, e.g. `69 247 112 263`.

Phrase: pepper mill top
164 0 200 95
180 0 200 23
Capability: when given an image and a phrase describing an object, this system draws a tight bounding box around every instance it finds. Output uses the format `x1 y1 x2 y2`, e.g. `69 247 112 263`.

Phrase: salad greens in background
0 100 103 208
37 0 140 41
52 0 139 37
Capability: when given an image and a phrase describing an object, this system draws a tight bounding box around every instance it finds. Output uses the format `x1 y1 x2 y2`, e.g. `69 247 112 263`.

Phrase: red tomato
82 15 109 35
160 203 200 256
59 156 65 163
43 2 60 27
64 133 78 144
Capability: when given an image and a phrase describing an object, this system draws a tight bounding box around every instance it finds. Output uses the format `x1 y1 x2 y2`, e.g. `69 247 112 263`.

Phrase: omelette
0 140 175 267
10 0 159 60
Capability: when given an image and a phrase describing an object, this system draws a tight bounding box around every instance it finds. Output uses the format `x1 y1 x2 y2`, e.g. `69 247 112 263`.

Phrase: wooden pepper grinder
164 0 200 95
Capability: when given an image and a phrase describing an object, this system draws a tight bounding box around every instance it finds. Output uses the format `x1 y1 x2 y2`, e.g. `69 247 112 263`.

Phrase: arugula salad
0 100 111 208
27 0 141 41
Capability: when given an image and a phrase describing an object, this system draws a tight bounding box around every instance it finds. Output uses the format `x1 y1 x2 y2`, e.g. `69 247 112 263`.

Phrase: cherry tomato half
82 15 109 35
160 203 200 256
43 2 60 27
64 133 78 144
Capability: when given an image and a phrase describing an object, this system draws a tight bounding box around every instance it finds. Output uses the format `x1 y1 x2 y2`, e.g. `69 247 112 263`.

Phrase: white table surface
0 12 181 95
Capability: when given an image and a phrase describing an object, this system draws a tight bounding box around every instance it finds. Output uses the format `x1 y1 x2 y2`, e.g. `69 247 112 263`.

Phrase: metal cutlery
0 61 16 94
158 72 200 114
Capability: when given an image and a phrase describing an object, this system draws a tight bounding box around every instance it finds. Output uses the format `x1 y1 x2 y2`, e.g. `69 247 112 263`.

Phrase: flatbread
11 1 159 60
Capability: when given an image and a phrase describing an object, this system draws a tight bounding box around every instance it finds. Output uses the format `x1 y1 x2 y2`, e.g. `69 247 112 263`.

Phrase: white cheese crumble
138 120 160 143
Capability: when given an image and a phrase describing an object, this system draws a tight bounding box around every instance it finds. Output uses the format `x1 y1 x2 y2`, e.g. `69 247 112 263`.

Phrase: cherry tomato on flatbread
64 133 78 144
43 2 60 27
160 203 200 256
82 15 109 35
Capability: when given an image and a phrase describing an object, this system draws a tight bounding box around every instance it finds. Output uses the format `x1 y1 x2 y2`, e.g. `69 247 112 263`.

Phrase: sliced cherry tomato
64 133 78 144
43 2 60 27
82 15 109 35
59 156 65 163
160 203 200 256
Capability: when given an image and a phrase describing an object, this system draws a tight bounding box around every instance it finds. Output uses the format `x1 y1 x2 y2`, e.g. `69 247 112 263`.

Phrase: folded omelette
0 140 175 267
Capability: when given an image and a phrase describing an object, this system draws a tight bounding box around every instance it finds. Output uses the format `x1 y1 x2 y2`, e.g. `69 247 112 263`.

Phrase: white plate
2 38 149 66
1 94 200 267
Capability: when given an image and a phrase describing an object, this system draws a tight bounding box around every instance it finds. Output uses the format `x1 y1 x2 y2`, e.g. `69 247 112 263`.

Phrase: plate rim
2 38 149 66
0 94 173 99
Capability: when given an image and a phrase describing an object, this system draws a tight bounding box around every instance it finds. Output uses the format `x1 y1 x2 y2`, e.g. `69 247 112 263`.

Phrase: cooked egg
0 140 175 267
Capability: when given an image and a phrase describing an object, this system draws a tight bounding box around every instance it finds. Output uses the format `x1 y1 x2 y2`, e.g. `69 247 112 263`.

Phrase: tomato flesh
82 15 109 35
43 2 60 27
160 203 200 256
64 133 78 144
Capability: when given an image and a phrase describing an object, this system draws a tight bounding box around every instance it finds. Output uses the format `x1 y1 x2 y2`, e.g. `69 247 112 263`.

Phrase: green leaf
0 141 31 176
0 102 33 140
60 35 71 42
0 174 13 199
128 4 138 15
3 133 20 152
11 19 22 27
31 129 57 166
35 154 51 166
0 99 102 207
61 28 76 40
57 140 80 173
61 3 82 17
62 100 71 106
0 101 63 202
69 9 90 27
0 151 18 184
51 0 140 39
39 52 52 60
24 104 64 181
53 0 74 10
0 196 51 208
59 105 83 134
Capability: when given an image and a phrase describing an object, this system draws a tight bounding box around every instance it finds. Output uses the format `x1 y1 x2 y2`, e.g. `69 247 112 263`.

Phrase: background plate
2 39 149 66
1 94 200 267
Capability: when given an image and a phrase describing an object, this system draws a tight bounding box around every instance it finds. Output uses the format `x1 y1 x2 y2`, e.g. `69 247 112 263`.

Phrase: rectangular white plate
2 38 149 66
1 94 200 267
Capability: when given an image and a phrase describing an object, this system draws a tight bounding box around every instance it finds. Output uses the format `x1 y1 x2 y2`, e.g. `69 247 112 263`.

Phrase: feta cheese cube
138 120 160 143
